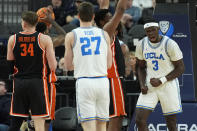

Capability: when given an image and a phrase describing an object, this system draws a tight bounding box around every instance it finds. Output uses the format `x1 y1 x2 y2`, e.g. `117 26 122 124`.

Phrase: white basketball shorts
76 77 110 122
136 78 182 115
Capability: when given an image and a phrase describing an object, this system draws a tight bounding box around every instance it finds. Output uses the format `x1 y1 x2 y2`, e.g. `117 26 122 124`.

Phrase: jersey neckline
19 31 36 35
147 35 165 49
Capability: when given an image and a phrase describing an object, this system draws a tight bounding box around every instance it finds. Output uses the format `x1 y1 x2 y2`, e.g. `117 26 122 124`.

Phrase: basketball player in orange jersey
7 11 57 131
36 8 65 131
94 0 129 130
35 22 57 131
36 18 65 131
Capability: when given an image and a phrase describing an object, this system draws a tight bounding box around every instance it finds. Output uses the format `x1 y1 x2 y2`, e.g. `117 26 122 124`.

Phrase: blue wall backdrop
129 103 197 131
155 14 195 101
128 3 197 131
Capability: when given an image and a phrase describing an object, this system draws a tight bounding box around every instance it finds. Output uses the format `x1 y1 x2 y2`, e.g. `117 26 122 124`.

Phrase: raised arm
49 18 66 36
97 0 110 9
52 35 65 47
103 0 128 39
41 7 66 47
64 32 74 71
42 7 66 35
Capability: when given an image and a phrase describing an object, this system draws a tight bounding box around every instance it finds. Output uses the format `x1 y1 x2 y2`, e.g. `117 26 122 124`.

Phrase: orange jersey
13 32 48 79
107 37 125 78
108 40 119 78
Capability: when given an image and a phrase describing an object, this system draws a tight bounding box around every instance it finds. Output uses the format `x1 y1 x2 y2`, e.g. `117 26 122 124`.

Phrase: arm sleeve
167 39 183 61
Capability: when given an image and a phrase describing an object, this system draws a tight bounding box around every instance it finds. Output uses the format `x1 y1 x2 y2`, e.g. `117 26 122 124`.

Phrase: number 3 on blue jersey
152 60 159 71
80 36 101 56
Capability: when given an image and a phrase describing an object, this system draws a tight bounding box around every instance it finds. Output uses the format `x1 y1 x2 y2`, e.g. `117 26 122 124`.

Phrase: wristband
159 77 167 84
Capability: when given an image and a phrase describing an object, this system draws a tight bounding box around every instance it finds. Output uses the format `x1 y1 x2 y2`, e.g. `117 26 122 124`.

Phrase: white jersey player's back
72 27 108 78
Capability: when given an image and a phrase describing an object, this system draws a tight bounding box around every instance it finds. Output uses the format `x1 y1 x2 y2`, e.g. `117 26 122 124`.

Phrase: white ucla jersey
135 36 183 87
72 27 108 78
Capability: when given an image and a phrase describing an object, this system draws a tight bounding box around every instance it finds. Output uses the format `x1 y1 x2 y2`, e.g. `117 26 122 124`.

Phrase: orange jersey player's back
13 32 47 79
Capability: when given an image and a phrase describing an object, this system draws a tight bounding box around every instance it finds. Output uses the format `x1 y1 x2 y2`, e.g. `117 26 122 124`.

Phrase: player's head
144 17 160 43
94 9 112 28
78 2 94 22
21 11 38 28
36 22 49 34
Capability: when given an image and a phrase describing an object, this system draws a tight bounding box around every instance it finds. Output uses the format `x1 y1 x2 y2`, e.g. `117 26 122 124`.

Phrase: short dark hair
144 17 158 24
22 11 38 26
78 2 94 22
94 9 109 28
36 22 47 33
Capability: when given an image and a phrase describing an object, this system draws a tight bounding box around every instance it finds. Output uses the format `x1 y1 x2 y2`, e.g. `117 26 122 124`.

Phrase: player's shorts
46 82 56 120
109 77 126 118
10 78 50 118
46 71 57 120
76 76 110 122
136 78 182 115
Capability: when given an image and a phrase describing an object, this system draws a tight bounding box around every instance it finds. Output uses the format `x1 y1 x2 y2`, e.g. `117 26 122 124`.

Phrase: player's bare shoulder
39 33 53 49
8 34 16 47
40 33 52 41
64 31 75 47
8 34 15 41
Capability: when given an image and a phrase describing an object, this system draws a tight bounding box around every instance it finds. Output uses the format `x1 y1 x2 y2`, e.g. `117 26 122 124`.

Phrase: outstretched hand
40 7 54 23
97 0 109 9
150 78 162 87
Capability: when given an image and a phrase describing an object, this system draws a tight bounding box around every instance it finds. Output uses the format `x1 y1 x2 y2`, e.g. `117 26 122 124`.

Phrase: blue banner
129 103 197 131
154 14 195 101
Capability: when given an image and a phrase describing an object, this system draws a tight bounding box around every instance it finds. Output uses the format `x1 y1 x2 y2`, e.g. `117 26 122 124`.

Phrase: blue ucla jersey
72 27 108 78
135 36 183 88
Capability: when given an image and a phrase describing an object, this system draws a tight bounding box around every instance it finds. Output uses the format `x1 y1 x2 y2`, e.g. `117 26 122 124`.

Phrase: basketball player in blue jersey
135 18 185 131
7 11 57 131
64 2 112 131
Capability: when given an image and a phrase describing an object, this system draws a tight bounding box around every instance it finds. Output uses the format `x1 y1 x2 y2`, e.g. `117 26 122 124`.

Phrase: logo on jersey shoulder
159 21 174 38
145 52 165 60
